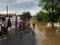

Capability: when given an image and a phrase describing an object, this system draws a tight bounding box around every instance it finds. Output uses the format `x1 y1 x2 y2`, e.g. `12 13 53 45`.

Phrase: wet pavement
0 28 36 45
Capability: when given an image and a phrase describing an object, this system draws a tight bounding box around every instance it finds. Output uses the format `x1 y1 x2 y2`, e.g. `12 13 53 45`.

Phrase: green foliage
38 0 60 12
20 11 32 21
35 11 49 22
35 11 43 21
37 0 60 22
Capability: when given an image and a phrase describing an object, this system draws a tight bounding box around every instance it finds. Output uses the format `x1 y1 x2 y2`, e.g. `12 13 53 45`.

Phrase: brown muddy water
35 22 60 45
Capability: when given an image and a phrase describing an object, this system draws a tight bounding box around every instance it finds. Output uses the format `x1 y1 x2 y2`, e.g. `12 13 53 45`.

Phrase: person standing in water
7 18 12 32
1 22 5 36
15 19 17 31
25 19 31 32
1 20 6 39
18 18 23 31
31 19 37 29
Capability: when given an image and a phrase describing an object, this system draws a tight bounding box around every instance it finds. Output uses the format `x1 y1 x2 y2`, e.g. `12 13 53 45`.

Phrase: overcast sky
0 0 42 15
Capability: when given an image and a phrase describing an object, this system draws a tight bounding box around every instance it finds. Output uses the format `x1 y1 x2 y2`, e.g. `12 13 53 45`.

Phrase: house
0 14 15 22
0 14 15 18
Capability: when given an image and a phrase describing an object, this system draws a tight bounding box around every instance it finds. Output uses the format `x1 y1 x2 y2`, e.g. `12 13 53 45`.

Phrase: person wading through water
7 18 12 34
18 18 23 32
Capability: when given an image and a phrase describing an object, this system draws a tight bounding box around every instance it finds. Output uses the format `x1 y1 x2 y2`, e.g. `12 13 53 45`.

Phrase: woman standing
7 18 11 32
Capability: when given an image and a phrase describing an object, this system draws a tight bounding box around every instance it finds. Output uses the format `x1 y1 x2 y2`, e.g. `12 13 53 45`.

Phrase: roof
0 14 15 18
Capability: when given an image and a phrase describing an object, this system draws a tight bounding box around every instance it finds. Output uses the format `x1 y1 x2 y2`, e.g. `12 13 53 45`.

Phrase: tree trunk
51 22 54 28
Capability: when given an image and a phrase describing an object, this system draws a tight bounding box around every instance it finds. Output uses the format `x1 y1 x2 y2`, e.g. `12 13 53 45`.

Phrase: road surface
0 28 36 45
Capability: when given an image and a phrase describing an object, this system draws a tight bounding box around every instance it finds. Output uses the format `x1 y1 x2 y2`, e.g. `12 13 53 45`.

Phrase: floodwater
0 19 60 45
35 22 60 45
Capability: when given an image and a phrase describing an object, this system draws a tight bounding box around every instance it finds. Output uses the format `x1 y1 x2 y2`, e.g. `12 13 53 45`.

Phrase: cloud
17 0 32 3
10 1 36 10
0 0 41 15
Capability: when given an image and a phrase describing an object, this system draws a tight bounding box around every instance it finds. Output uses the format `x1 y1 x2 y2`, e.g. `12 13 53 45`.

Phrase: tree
37 0 60 27
35 11 43 21
20 11 32 21
35 11 50 22
36 11 47 21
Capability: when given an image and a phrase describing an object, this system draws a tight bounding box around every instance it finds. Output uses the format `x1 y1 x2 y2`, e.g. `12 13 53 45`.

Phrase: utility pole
6 5 8 17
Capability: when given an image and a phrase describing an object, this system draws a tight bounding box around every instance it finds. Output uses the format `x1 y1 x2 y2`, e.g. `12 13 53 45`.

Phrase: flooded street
35 22 60 45
0 21 60 45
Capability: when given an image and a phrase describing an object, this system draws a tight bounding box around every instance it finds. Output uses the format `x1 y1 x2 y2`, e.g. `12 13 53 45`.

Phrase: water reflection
45 28 60 45
36 27 60 45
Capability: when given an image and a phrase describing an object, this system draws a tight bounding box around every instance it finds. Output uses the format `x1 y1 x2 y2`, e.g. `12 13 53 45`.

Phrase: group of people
0 18 11 39
16 18 31 32
16 18 37 32
0 17 37 39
